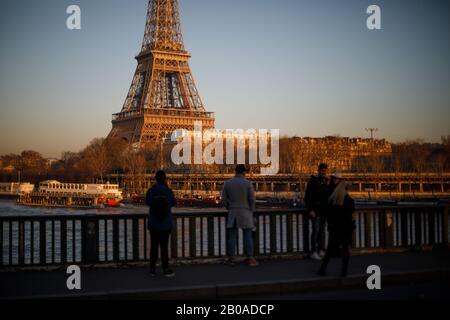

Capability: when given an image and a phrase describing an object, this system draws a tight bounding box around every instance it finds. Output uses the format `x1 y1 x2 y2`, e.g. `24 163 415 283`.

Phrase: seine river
0 200 225 217
0 199 148 216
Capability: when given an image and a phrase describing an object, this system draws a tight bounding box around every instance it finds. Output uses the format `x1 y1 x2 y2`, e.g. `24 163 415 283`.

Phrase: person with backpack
146 170 176 277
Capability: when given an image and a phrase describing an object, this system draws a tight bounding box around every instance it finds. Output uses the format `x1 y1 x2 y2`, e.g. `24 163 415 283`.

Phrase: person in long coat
317 179 355 277
222 165 258 267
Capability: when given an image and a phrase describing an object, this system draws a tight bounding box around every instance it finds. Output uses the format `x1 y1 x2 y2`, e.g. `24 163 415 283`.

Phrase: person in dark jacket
318 180 355 277
304 163 329 260
146 170 176 277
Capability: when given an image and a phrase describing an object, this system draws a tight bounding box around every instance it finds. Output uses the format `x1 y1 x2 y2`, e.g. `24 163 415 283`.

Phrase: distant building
290 136 392 173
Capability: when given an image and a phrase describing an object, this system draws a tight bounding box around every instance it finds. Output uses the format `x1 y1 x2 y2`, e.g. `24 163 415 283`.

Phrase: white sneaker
310 252 322 260
319 250 326 258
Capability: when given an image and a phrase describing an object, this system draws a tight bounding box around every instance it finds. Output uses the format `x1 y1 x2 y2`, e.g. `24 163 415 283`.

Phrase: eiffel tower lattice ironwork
108 0 215 147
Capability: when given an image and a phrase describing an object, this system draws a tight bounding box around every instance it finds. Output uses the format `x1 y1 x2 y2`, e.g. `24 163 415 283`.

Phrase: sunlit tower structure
108 0 215 148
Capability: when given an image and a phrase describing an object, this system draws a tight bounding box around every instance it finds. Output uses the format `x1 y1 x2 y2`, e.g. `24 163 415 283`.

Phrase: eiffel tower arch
108 0 215 148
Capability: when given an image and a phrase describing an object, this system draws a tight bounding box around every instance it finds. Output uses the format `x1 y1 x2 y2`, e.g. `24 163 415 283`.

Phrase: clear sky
0 0 449 158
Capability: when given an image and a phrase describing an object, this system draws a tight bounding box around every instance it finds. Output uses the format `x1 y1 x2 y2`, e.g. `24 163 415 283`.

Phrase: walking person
304 163 329 260
146 170 177 277
318 179 355 277
222 165 258 267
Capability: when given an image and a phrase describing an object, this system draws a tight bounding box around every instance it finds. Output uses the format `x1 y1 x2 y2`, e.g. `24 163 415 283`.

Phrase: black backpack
150 190 169 220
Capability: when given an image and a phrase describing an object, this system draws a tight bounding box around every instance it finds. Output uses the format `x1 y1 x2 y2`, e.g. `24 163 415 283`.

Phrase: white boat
37 180 123 206
39 180 121 196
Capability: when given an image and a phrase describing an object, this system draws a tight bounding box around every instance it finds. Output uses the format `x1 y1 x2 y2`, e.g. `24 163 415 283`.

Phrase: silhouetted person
222 165 258 267
304 163 329 260
318 180 355 278
146 170 176 277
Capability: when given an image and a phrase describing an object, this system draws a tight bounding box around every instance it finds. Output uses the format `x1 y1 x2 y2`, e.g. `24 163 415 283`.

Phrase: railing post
60 219 67 264
113 218 120 261
443 207 449 246
8 221 12 265
384 209 394 248
414 211 422 246
429 209 436 246
0 221 3 266
400 209 408 247
270 215 277 254
189 217 196 258
171 218 178 258
18 220 24 266
132 218 139 261
207 217 214 257
352 212 358 248
286 214 293 253
39 220 46 265
302 213 310 253
82 215 98 264
364 212 372 248
254 215 260 256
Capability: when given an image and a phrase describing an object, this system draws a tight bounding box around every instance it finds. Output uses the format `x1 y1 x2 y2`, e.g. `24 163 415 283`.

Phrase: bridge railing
0 205 448 268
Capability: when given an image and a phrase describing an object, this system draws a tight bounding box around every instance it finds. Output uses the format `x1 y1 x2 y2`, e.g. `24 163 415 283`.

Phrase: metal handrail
0 205 448 268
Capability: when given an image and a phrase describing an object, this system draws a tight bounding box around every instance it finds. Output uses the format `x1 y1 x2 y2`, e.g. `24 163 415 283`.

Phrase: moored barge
16 180 123 208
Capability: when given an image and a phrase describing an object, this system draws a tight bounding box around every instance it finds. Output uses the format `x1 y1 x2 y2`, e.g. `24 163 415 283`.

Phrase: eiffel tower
108 0 215 148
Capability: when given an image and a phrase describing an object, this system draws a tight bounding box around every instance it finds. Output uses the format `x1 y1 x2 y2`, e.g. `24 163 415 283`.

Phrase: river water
0 199 148 216
0 200 225 217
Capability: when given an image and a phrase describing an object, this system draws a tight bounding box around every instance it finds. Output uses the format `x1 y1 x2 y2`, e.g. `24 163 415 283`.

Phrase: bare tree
119 147 148 195
405 140 429 174
81 138 111 183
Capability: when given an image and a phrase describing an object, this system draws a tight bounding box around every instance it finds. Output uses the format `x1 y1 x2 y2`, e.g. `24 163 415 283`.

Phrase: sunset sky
0 0 449 157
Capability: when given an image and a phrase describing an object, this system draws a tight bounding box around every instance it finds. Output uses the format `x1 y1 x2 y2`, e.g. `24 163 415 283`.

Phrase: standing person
318 180 355 277
304 163 329 260
222 165 258 267
146 170 176 277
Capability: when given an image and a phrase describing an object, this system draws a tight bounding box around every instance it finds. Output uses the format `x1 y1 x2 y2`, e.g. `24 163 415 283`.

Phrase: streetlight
365 128 379 140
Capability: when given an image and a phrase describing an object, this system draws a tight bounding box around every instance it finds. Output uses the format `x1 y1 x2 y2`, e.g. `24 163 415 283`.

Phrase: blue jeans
226 224 254 258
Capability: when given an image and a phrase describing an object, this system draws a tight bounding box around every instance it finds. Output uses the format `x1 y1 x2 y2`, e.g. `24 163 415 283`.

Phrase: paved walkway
1 251 449 299
246 279 450 300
